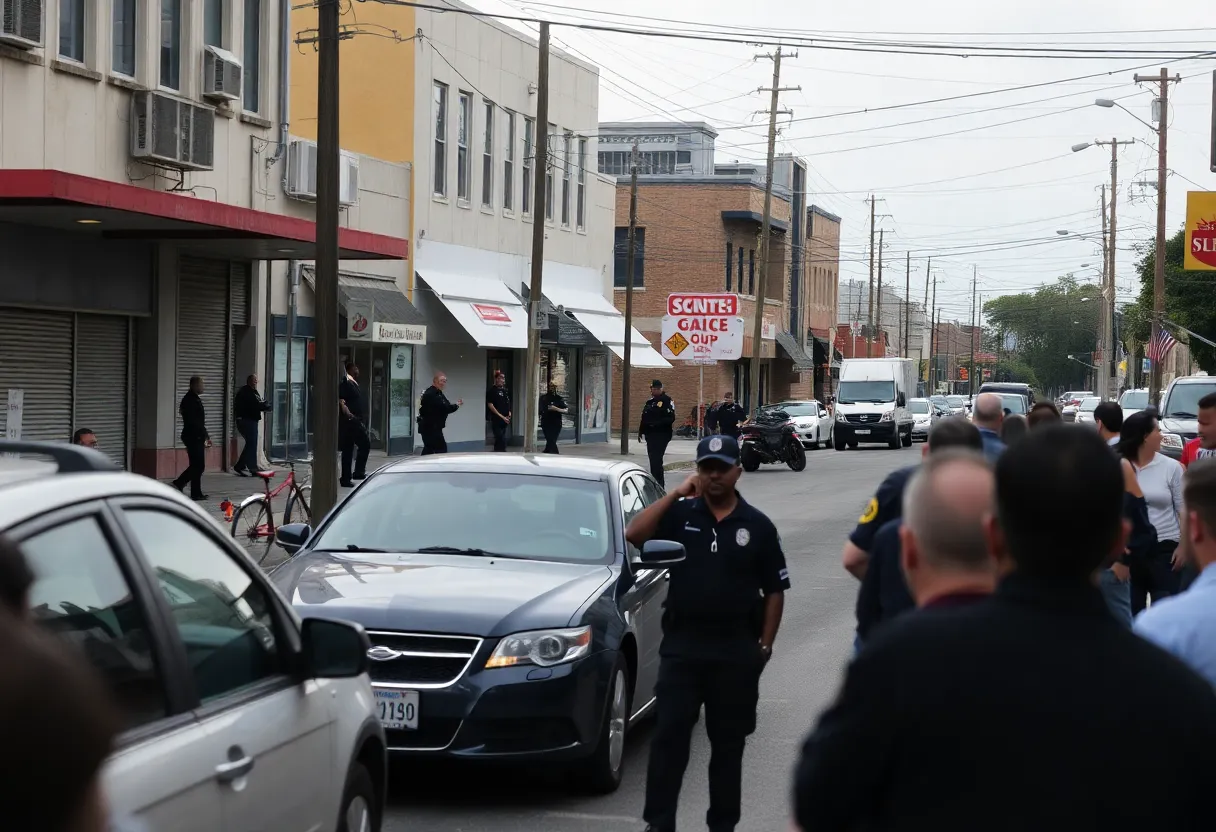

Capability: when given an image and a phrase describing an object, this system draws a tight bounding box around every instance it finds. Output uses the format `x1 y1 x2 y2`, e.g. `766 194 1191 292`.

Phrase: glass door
486 350 515 445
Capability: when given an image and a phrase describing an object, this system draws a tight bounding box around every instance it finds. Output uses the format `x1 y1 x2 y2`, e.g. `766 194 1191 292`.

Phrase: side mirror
300 617 371 679
896 393 906 407
276 523 311 555
640 539 686 566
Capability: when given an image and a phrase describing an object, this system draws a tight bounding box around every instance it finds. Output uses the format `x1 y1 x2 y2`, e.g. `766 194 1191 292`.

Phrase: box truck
834 358 917 450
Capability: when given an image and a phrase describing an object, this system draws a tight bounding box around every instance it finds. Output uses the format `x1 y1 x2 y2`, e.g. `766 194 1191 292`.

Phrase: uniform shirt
1134 564 1216 687
339 376 365 423
714 402 747 435
854 518 915 641
419 385 459 431
539 392 566 427
486 385 512 425
654 493 791 658
1181 437 1216 468
848 466 916 553
1136 453 1184 542
639 393 676 435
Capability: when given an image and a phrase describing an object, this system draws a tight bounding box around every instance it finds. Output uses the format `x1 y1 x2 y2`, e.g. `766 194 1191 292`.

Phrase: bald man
899 450 999 609
418 372 463 455
970 392 1007 463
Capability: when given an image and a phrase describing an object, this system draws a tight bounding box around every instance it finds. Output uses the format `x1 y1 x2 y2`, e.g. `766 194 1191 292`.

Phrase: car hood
1161 416 1197 437
269 551 615 636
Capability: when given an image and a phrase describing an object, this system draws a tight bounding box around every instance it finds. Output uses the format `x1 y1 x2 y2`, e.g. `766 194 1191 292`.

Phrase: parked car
0 442 385 832
1158 375 1216 459
1075 396 1102 425
763 399 834 449
1057 390 1094 408
908 398 939 441
1118 388 1151 418
979 382 1036 407
930 395 952 415
269 454 687 794
945 395 968 417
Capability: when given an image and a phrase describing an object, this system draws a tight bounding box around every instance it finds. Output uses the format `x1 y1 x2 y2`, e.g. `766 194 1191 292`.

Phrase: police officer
626 434 790 832
639 379 676 486
486 370 511 452
713 391 747 439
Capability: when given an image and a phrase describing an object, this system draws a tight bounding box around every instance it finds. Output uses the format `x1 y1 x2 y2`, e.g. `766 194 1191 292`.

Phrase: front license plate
855 429 871 435
374 689 419 730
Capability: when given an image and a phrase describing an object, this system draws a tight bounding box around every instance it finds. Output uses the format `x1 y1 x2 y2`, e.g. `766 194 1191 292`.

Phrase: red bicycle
226 459 313 563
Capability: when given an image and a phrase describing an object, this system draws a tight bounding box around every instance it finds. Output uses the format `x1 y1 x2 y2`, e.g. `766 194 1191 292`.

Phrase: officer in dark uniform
485 371 512 452
638 379 676 486
626 434 790 832
713 391 747 439
338 362 371 487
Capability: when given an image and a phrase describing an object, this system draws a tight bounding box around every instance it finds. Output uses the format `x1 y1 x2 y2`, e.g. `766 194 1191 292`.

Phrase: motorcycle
739 408 807 472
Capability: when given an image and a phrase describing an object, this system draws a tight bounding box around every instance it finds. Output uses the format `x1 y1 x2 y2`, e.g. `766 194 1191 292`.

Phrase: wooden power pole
875 230 884 355
903 250 911 358
969 268 977 398
522 22 550 453
620 144 639 455
867 195 876 357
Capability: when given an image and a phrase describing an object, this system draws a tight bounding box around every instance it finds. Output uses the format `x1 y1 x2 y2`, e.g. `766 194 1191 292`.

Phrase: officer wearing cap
626 434 790 832
638 379 676 486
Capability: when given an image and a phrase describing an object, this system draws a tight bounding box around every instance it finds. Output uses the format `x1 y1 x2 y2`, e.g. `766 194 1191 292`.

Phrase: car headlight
836 410 847 422
485 626 592 669
1161 432 1184 450
880 410 894 421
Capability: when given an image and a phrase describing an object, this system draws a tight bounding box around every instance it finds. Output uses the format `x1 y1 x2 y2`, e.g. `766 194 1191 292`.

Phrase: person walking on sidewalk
712 392 747 440
232 374 271 477
419 372 462 455
539 381 568 454
339 363 371 487
1118 411 1184 614
172 376 211 500
486 371 512 452
638 379 675 486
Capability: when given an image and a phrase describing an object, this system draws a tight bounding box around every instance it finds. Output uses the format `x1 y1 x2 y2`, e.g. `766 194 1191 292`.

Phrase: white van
834 358 917 450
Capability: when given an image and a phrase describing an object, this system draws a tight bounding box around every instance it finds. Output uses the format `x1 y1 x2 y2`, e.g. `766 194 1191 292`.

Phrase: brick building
806 206 843 397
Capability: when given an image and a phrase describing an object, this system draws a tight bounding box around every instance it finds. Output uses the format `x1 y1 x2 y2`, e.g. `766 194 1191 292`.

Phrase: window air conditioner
285 139 360 207
131 91 216 171
202 45 243 102
339 152 359 206
1 0 43 49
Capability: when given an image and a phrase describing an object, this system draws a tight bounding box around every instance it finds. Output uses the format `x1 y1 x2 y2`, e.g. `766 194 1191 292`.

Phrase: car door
815 402 832 439
114 501 337 832
619 473 669 714
15 505 225 832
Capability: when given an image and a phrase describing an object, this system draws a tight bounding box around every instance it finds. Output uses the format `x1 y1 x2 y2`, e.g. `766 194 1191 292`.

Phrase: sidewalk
184 435 698 567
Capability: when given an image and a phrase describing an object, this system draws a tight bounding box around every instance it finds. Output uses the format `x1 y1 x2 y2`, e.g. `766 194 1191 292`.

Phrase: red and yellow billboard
1185 191 1216 271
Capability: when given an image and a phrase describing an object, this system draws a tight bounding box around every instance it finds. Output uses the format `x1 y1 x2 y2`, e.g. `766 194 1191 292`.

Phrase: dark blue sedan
267 454 684 793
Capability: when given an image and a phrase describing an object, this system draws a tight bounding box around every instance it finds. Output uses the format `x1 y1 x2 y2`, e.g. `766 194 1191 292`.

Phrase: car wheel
833 433 845 451
578 657 631 794
901 428 913 448
337 763 379 832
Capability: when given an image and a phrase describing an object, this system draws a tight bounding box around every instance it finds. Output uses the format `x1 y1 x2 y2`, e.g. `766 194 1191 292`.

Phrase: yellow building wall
289 4 415 165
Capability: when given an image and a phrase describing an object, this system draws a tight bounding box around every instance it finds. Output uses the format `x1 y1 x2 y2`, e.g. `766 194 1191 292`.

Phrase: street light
1094 98 1158 133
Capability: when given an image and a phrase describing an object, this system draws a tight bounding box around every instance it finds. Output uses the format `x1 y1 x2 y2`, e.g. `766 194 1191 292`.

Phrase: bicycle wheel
284 484 312 526
231 497 275 564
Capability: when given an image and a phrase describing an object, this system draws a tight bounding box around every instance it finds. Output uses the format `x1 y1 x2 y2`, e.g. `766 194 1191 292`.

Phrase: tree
982 276 1102 393
1122 229 1216 374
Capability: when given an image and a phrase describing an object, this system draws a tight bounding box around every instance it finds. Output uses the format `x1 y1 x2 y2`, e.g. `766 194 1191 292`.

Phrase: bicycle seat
255 471 277 480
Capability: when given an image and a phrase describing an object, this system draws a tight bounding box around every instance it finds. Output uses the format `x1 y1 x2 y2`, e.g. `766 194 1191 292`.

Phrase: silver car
765 400 834 449
1075 396 1102 425
908 398 939 441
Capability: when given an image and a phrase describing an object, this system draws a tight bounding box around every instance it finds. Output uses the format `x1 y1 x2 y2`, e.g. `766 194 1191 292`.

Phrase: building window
503 111 515 213
242 0 261 112
545 123 555 221
561 133 573 226
576 137 587 230
433 82 448 197
204 0 223 46
726 242 733 291
160 0 181 90
59 0 85 62
738 247 745 291
112 0 137 76
522 118 534 215
482 101 494 209
457 92 472 202
613 227 645 288
748 249 756 295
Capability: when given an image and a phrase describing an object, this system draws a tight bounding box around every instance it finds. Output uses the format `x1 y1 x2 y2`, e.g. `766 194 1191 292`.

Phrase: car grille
845 414 880 424
366 631 482 688
386 719 464 752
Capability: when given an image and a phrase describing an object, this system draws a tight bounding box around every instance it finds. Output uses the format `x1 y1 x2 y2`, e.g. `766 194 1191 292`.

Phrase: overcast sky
469 0 1215 326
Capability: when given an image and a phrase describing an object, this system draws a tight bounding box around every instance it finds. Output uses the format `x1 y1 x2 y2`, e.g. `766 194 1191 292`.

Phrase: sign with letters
371 321 426 345
661 293 744 361
1184 191 1216 271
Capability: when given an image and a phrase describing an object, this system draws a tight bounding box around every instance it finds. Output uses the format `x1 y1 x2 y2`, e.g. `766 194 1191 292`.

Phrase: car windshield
307 472 614 564
771 403 816 416
946 396 965 407
930 397 949 406
1080 397 1101 411
1000 395 1028 414
1163 383 1216 419
837 381 894 404
909 400 931 414
1119 390 1149 409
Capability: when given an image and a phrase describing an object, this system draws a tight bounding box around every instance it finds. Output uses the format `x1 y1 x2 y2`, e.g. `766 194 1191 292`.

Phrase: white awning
541 283 671 368
416 269 528 349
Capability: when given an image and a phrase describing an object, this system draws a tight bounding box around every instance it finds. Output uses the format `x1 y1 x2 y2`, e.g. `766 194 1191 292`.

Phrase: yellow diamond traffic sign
664 331 689 356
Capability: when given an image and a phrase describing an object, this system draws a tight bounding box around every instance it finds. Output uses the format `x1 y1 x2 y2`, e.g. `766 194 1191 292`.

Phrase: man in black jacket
171 375 211 500
793 425 1216 831
638 379 676 486
232 374 271 476
711 392 746 439
339 363 371 487
419 372 462 455
486 371 512 452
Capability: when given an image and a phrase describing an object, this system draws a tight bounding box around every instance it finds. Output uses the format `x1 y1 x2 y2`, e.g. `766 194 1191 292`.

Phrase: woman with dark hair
1000 413 1029 445
1118 411 1184 613
1027 401 1062 430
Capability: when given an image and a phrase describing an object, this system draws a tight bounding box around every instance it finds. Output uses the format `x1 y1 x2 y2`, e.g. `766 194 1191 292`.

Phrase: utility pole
1100 184 1110 397
749 47 798 413
930 276 937 391
1086 138 1132 397
969 269 977 398
1134 68 1181 403
311 0 341 519
866 195 876 357
522 22 550 453
903 250 911 358
921 256 931 378
620 143 639 455
876 231 884 355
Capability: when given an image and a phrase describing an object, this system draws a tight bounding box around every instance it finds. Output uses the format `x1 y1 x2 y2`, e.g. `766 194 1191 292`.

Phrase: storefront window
539 348 578 434
389 345 413 439
271 336 308 458
582 351 606 432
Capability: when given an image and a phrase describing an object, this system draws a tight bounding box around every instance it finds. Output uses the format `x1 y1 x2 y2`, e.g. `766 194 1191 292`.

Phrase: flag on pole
1146 328 1178 363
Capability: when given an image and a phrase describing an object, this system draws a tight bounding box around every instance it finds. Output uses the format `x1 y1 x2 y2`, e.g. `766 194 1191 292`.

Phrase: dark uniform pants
645 430 672 487
234 417 259 473
541 421 561 454
173 438 207 498
420 429 447 455
490 419 509 452
340 421 371 482
643 653 763 832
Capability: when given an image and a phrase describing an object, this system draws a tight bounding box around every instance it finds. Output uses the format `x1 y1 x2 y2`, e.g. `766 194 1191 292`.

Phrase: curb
663 460 696 472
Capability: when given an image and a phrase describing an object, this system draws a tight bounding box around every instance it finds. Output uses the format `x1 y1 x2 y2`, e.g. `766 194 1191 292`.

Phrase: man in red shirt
1181 393 1216 468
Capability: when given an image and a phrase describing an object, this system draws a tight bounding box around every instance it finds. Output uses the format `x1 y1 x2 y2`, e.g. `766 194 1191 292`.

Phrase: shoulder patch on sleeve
859 497 880 524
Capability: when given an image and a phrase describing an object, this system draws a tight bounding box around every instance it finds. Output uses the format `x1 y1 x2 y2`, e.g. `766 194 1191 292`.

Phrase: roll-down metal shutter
74 315 131 467
230 262 251 326
0 308 74 442
177 257 230 448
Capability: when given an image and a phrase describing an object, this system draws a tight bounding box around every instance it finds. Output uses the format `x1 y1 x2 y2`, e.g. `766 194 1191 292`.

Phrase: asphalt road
382 441 920 832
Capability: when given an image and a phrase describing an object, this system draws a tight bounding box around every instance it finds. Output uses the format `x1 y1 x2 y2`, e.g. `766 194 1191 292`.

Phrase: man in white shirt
1094 401 1122 448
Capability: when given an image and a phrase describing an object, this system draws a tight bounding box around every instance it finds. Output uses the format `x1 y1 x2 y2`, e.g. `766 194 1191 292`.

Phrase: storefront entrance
486 349 516 446
537 347 579 444
340 344 390 451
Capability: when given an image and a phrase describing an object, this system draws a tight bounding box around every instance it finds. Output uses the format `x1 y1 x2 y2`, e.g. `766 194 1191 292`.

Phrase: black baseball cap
696 434 740 466
650 379 663 388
